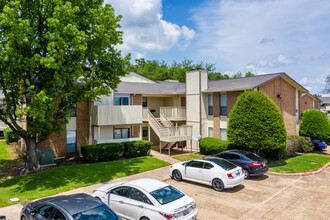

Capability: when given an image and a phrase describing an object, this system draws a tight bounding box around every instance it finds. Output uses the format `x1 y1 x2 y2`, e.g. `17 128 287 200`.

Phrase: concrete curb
269 162 330 176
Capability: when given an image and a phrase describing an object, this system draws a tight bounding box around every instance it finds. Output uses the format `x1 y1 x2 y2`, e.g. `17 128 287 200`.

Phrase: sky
105 0 330 94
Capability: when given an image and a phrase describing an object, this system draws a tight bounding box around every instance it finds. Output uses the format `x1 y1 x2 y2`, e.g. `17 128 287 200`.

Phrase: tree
227 90 287 154
299 110 330 141
0 0 129 173
128 58 253 82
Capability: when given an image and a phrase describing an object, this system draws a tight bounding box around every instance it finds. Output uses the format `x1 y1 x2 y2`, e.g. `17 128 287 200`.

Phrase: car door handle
138 205 144 208
119 200 124 204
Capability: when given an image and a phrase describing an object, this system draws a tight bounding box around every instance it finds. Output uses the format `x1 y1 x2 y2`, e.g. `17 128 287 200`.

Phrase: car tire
243 169 250 179
140 217 150 220
172 170 182 181
21 216 27 220
212 178 224 191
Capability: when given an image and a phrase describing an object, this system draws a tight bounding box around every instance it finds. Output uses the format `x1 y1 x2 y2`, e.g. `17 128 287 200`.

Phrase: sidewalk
0 150 179 220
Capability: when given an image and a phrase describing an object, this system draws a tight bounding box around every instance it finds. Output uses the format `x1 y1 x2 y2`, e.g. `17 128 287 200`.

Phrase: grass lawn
0 156 170 207
172 154 204 161
269 153 330 173
0 141 14 167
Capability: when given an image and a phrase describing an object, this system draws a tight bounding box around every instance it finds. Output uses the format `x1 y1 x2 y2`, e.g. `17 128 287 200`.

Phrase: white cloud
191 0 330 94
106 0 195 55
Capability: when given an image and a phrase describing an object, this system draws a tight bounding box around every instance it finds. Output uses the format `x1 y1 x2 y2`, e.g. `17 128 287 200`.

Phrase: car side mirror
30 211 36 216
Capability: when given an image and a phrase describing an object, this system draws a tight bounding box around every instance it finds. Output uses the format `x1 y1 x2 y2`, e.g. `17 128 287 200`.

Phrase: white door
108 186 130 219
185 161 204 181
124 188 154 220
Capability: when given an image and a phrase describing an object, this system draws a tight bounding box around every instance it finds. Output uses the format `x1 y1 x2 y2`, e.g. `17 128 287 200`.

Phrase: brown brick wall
227 91 243 116
39 124 67 158
213 93 220 139
76 100 89 156
300 95 314 113
259 77 296 135
132 94 142 137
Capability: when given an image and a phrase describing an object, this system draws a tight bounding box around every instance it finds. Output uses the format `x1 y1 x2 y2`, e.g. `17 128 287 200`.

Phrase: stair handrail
160 111 173 127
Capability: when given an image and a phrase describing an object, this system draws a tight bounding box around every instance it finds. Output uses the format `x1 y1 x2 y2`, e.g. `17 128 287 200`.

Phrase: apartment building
320 94 330 119
1 70 320 157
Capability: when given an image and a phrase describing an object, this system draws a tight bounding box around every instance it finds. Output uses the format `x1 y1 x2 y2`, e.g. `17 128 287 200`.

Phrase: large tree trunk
21 137 39 175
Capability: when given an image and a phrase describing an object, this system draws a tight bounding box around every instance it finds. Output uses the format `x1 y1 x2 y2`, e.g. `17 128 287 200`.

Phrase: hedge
200 137 230 155
124 140 152 158
3 128 20 144
81 143 124 163
299 110 330 141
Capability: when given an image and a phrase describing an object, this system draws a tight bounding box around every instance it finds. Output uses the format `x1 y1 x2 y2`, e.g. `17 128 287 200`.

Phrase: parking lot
165 168 330 219
1 156 330 220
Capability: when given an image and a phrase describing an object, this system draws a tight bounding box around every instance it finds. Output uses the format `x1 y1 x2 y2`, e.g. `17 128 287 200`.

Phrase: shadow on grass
0 157 166 194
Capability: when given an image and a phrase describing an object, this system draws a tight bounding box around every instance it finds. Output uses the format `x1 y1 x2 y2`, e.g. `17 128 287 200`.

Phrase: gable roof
115 81 185 94
204 72 308 93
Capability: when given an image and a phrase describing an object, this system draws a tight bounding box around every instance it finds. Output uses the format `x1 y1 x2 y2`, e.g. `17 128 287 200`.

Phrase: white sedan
92 178 198 220
169 157 244 191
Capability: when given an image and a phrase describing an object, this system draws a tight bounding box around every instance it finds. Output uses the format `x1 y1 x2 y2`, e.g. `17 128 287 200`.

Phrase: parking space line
239 176 302 219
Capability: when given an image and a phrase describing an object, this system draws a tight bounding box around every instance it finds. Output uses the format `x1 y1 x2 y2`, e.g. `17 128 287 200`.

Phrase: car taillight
250 162 262 167
242 168 243 174
159 212 173 219
93 190 97 193
317 142 322 145
227 173 234 179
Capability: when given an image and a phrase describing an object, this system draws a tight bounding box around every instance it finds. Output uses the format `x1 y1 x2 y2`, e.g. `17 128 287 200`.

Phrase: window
114 96 129 106
150 186 184 205
187 161 204 168
142 97 147 107
220 94 227 116
69 108 76 117
129 188 152 205
110 186 130 197
208 95 213 115
52 210 66 220
204 162 214 169
114 128 130 139
37 205 54 219
72 204 119 220
228 154 241 160
142 127 148 137
220 128 227 140
208 127 213 137
67 131 76 153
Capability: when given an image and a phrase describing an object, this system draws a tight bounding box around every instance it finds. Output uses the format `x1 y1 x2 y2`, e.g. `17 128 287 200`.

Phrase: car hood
161 195 195 214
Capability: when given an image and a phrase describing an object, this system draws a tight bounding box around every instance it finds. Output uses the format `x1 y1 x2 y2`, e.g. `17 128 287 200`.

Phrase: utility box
37 150 55 166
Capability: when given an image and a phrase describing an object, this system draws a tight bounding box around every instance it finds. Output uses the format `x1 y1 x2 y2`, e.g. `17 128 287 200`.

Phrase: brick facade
76 100 89 156
213 92 220 139
227 91 243 116
259 77 297 135
39 124 67 158
300 95 314 113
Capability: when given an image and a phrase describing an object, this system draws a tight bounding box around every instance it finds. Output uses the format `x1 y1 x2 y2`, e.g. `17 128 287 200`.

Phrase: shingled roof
115 81 185 94
319 96 330 103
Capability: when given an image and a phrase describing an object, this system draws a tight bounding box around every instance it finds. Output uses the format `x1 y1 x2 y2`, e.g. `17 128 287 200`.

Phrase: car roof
47 193 104 215
125 178 169 193
223 150 250 155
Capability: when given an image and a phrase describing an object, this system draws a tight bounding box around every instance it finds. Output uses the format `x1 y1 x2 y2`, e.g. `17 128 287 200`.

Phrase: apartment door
181 97 186 107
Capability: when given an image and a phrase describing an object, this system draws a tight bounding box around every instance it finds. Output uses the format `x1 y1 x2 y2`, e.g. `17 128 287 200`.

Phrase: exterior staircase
145 109 192 155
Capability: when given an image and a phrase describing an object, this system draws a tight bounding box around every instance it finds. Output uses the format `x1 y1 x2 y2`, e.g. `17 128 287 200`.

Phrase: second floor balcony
92 105 142 126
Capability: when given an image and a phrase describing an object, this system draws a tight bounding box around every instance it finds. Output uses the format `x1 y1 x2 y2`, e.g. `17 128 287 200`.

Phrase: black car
21 193 121 220
213 150 268 178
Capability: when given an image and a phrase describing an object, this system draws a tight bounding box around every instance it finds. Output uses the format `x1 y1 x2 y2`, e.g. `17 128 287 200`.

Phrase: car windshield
243 152 261 161
207 158 237 171
72 204 119 220
150 186 184 205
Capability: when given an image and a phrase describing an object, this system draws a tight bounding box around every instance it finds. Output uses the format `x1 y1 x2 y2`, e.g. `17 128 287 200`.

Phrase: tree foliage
0 0 128 172
128 58 254 82
299 110 330 141
227 90 287 152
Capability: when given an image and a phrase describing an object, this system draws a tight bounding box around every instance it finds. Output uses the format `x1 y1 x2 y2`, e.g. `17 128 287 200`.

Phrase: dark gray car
21 193 121 220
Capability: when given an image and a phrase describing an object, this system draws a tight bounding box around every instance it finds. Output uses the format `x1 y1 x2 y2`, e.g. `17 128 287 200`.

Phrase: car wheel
140 217 150 220
212 178 224 191
243 169 250 179
21 216 27 220
172 170 182 181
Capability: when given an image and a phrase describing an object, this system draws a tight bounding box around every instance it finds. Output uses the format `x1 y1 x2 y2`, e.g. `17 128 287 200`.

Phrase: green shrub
227 90 287 159
124 140 152 157
81 143 124 163
97 143 124 161
200 137 230 155
299 110 330 141
81 145 102 163
3 128 20 144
